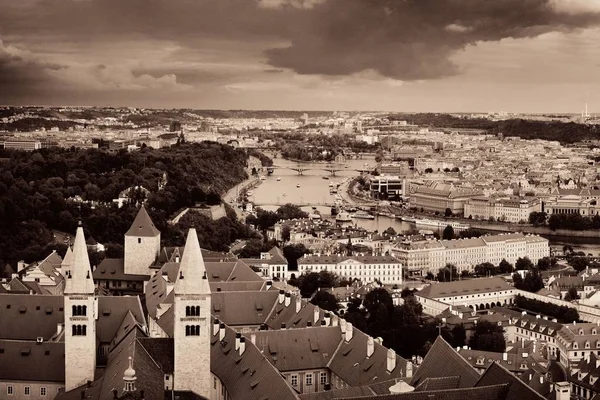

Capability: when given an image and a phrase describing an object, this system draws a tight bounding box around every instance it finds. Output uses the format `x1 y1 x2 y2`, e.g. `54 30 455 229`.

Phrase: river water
251 157 600 255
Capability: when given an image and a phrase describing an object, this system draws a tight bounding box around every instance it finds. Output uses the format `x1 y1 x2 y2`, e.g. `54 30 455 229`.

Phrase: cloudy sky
1 0 600 112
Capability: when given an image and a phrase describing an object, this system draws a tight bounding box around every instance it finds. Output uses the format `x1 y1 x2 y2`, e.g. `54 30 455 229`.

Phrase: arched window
82 325 87 336
185 325 200 336
186 325 191 336
81 305 87 316
72 325 77 336
195 306 200 316
186 306 191 316
72 305 78 316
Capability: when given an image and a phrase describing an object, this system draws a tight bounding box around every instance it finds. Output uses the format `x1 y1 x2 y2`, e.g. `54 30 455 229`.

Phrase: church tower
124 205 161 275
64 223 97 392
173 229 211 397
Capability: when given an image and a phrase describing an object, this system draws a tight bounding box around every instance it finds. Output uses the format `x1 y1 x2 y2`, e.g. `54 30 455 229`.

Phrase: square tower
124 206 161 275
64 225 97 392
173 229 211 398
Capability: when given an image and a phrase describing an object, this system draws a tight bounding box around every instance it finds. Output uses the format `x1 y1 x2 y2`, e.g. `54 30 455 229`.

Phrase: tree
281 225 291 242
515 257 534 271
537 257 551 271
569 256 590 273
283 244 309 271
310 291 340 312
450 324 467 348
470 321 506 352
564 287 580 302
276 203 308 220
498 259 513 274
442 225 455 240
364 288 394 317
383 227 397 236
529 211 547 227
394 295 423 326
474 262 497 277
424 168 433 173
444 208 453 217
437 264 458 282
514 268 544 293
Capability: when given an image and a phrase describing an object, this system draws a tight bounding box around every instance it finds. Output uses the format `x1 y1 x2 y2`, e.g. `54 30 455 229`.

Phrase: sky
1 0 600 113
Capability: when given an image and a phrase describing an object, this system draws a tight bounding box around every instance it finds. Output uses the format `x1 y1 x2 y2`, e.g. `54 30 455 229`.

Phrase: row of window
6 386 48 396
72 305 87 316
289 372 328 387
186 306 200 317
72 325 87 336
185 325 201 336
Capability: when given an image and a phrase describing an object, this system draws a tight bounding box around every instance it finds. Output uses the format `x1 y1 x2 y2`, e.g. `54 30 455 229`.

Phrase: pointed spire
61 246 73 277
125 205 160 237
64 223 95 295
174 229 210 295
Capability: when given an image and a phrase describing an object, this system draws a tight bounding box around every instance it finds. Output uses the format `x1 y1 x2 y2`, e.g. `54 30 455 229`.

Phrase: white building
298 254 403 284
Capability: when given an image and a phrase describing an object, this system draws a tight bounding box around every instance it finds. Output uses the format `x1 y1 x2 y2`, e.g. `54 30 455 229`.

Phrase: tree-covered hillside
0 142 255 265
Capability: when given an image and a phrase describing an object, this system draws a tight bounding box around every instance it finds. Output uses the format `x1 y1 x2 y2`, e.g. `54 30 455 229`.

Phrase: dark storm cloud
1 0 600 96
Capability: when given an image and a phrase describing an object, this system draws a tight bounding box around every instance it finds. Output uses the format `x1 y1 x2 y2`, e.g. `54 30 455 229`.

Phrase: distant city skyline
1 0 600 113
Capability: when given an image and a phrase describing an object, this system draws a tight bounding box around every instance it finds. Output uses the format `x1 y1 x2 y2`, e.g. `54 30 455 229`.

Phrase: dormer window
586 341 591 349
476 357 485 366
579 329 585 335
574 343 579 349
591 376 598 385
594 329 598 335
548 329 554 335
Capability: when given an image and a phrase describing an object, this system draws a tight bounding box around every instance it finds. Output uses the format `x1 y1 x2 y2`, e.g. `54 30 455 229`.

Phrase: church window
186 306 200 317
185 325 201 336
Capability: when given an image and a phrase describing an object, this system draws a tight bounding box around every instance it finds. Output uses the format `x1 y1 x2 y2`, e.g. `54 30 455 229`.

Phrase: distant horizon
0 104 597 118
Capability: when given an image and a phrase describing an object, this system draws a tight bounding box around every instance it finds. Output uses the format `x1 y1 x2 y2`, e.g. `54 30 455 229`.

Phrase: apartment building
409 181 481 214
297 254 403 284
390 233 549 276
464 197 542 223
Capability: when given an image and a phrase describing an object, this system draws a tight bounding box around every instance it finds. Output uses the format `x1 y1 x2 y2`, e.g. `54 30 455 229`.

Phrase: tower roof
61 246 73 268
125 206 160 237
174 229 210 295
65 225 95 295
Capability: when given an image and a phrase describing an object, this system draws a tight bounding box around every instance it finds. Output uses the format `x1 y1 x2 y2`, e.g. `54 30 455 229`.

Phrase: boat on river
276 177 281 181
322 176 330 180
352 211 375 220
296 183 301 188
336 211 352 223
259 176 266 181
414 218 470 229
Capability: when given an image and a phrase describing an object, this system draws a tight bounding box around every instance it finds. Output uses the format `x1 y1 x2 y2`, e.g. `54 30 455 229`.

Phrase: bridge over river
266 163 372 176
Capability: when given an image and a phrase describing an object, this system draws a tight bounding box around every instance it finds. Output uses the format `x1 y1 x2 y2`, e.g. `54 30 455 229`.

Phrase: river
250 157 600 255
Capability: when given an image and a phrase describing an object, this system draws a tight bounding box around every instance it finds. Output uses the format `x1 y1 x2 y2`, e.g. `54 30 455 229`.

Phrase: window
186 306 200 317
72 324 87 336
320 372 327 385
291 375 298 386
306 374 313 386
72 305 87 316
24 386 30 395
214 377 217 389
40 387 47 396
185 325 200 336
7 386 13 395
138 238 142 244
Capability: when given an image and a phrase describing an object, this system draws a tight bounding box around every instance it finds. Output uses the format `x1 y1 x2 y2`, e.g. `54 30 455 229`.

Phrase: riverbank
344 177 600 238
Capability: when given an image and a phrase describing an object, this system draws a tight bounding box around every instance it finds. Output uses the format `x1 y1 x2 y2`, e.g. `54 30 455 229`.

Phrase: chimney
213 318 220 336
345 322 353 342
405 360 413 378
540 376 544 384
324 312 331 326
235 332 241 351
250 334 256 345
554 382 571 400
278 290 285 304
219 323 226 341
386 349 396 372
239 337 246 356
332 315 339 327
266 280 273 290
596 358 600 369
56 323 63 336
284 293 291 307
295 296 302 313
313 307 320 325
503 352 508 361
340 319 347 334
